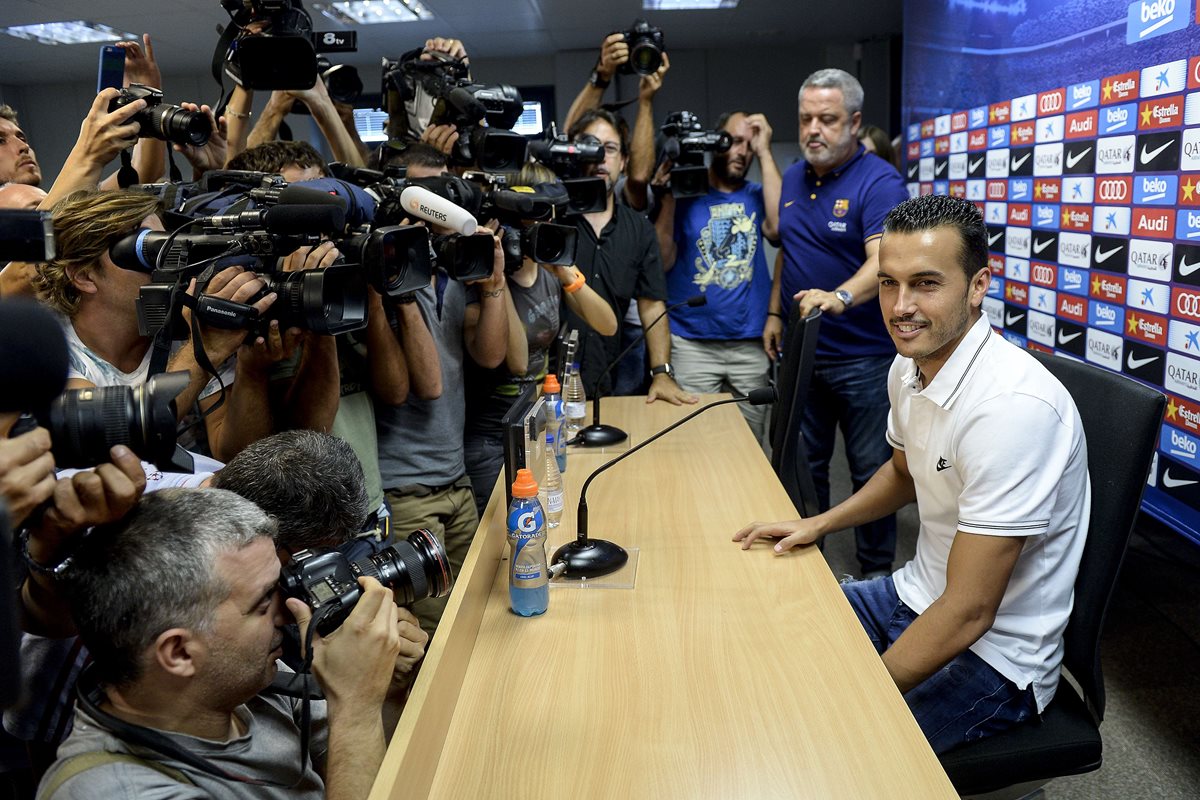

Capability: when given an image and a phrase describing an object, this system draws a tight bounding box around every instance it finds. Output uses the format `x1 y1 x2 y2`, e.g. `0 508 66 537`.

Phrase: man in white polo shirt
733 193 1090 753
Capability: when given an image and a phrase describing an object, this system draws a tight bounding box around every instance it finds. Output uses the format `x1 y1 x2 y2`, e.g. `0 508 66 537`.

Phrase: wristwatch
650 363 675 379
833 288 853 309
589 69 611 89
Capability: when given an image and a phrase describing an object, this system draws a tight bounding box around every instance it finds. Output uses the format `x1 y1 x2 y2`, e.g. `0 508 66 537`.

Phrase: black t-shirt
566 203 667 395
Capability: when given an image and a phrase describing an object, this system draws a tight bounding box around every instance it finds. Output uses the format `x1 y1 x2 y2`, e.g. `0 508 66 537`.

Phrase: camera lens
145 104 211 147
43 371 192 471
353 528 453 605
263 266 367 335
629 41 662 76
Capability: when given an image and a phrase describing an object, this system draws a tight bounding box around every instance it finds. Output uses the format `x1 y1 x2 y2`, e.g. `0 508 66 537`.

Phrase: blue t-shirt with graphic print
666 181 771 340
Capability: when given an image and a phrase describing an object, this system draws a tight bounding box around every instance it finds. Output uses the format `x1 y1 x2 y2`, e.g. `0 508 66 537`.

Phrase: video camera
0 209 54 262
109 85 210 148
220 0 356 91
615 19 665 76
279 528 453 636
380 50 527 171
661 111 732 198
526 126 608 214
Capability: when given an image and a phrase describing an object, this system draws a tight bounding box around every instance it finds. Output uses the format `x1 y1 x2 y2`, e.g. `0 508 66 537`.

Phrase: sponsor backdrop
903 0 1200 545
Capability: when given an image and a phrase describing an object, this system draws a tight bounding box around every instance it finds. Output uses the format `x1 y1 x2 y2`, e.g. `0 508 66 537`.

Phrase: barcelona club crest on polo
833 198 850 218
693 202 758 292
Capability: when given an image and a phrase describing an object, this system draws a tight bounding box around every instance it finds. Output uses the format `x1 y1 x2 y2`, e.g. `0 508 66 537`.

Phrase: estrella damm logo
832 198 850 218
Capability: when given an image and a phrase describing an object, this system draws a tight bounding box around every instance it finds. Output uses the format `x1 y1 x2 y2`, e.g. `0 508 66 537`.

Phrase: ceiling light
643 0 739 9
0 20 136 45
313 0 434 25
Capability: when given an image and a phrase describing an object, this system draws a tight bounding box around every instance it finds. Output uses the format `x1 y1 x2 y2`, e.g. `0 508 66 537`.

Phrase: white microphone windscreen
398 185 478 236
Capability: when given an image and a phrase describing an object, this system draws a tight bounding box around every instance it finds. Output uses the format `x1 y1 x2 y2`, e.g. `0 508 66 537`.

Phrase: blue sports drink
542 374 567 474
507 468 549 617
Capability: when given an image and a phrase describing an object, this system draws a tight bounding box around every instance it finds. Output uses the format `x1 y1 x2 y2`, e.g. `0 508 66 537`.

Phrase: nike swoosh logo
1010 153 1031 170
935 161 947 175
1163 470 1199 489
988 232 1003 245
1180 257 1200 277
1033 238 1053 254
1058 330 1082 344
1005 312 1025 325
1066 147 1093 167
908 165 919 178
969 157 984 171
1140 140 1174 164
1094 245 1123 263
1127 353 1159 369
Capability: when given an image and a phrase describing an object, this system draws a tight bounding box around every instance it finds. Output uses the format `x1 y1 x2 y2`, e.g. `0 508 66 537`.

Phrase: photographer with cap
463 162 617 515
37 488 403 799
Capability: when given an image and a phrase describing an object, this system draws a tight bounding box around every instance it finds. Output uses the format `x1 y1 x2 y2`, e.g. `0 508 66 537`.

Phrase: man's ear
67 265 99 296
969 266 991 308
849 111 863 138
153 628 202 678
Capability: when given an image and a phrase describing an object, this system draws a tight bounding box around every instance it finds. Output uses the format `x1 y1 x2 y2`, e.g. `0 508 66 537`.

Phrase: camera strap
116 150 140 188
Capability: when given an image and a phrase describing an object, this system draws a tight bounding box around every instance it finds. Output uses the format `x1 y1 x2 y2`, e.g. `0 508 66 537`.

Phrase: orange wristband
563 269 586 294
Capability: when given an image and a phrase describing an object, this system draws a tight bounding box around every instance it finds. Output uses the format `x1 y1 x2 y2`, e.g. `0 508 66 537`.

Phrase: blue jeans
802 355 896 574
842 577 1037 754
612 318 648 396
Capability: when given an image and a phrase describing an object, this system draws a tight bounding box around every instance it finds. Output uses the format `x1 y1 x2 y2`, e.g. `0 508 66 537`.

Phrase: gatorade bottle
506 468 549 616
542 373 567 473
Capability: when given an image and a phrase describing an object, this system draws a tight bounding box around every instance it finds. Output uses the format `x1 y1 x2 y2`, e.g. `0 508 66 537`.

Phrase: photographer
563 31 669 212
37 489 403 799
566 109 695 404
652 110 780 444
28 189 300 461
245 77 366 169
464 163 618 515
375 147 507 638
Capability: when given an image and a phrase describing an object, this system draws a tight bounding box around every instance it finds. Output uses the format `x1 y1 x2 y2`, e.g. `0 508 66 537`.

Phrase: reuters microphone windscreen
399 185 478 236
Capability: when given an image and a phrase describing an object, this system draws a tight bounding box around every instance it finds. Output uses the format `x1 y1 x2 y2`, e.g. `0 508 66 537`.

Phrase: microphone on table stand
554 386 778 578
571 294 707 447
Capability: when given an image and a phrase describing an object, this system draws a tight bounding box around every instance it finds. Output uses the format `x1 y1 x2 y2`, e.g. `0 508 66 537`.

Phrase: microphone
573 294 707 447
0 299 69 412
555 386 778 578
202 203 346 235
398 185 478 235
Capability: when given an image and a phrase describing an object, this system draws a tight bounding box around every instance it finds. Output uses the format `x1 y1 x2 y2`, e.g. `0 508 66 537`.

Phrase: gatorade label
507 501 546 585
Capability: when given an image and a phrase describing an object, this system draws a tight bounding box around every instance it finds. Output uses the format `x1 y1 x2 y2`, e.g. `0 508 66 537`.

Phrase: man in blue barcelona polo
763 68 908 579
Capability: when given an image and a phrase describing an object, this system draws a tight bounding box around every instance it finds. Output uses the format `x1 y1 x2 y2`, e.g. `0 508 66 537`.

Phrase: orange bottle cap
542 374 561 394
512 467 539 498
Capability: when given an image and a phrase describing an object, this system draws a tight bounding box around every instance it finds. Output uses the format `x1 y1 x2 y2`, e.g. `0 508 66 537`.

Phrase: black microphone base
552 538 628 579
574 423 628 447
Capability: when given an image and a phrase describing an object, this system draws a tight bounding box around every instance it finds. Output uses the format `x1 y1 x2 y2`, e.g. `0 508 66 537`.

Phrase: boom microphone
555 387 778 578
573 294 708 447
398 185 478 235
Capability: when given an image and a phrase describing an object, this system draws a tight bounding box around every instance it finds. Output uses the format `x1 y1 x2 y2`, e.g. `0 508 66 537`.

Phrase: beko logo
1098 178 1130 201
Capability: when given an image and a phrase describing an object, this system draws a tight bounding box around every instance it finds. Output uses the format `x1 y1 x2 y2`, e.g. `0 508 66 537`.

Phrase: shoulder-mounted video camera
661 110 732 198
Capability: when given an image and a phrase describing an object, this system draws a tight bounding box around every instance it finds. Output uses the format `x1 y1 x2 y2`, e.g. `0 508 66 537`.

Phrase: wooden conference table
371 396 956 799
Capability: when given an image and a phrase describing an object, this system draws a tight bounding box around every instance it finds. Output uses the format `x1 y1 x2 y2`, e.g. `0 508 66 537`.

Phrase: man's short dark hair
882 194 988 280
568 108 629 156
63 489 275 689
393 142 449 170
212 430 369 551
225 140 327 176
714 110 749 131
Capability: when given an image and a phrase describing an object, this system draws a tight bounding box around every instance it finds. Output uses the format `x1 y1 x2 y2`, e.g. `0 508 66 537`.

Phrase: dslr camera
279 528 454 636
616 19 665 76
660 111 733 198
109 85 211 148
220 0 356 91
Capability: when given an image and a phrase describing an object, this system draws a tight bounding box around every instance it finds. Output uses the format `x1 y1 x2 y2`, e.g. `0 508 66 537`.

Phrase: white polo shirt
888 313 1090 712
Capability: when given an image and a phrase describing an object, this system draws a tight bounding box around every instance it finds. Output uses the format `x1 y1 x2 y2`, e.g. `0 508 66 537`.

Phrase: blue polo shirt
666 181 770 340
778 145 907 359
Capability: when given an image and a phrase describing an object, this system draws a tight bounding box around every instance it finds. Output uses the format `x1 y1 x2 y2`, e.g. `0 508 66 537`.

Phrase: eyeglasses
600 142 621 156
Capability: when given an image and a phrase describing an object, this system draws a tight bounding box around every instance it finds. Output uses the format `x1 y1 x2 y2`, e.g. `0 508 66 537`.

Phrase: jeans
842 576 1037 754
802 354 896 574
464 431 506 518
612 317 648 396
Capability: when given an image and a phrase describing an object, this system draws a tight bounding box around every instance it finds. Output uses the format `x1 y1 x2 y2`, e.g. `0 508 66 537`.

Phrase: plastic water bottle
506 468 549 617
563 361 587 436
538 432 564 528
542 373 567 473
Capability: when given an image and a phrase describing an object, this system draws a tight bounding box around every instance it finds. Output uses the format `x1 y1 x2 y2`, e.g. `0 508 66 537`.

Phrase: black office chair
939 350 1165 798
769 307 822 519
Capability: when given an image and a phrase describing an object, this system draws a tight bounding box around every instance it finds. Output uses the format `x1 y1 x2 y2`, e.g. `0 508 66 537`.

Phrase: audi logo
1033 266 1054 283
1098 179 1128 201
1039 93 1064 113
1177 293 1200 318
